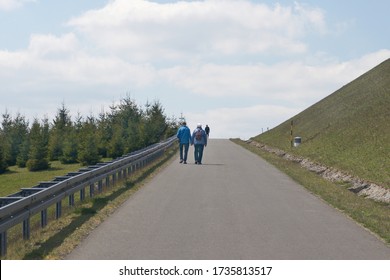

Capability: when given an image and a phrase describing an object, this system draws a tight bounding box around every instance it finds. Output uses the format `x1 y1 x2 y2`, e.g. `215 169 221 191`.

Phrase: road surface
66 139 390 259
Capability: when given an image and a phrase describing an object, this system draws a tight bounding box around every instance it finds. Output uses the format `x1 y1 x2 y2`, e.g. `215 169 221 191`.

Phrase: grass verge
0 158 113 197
0 161 82 197
2 146 178 260
231 139 390 245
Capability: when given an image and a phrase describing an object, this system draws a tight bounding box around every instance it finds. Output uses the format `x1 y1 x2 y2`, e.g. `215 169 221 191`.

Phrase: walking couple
176 122 208 164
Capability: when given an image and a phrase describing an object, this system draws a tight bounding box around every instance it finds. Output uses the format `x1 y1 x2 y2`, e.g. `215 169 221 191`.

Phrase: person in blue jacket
191 123 207 165
176 121 191 164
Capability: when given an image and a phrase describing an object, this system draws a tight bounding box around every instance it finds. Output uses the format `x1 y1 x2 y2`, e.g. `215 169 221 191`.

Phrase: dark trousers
194 144 204 163
179 143 189 161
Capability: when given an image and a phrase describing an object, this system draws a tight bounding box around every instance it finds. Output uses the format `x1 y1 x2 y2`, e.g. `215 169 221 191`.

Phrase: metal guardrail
0 136 177 257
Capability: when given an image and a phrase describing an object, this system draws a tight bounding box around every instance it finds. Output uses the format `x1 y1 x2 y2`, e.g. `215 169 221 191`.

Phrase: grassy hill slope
253 58 390 187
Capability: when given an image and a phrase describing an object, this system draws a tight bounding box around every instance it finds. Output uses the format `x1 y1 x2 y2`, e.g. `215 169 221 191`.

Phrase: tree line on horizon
0 97 178 174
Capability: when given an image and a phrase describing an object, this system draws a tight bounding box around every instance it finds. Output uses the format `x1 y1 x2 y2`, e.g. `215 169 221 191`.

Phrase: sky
0 0 389 139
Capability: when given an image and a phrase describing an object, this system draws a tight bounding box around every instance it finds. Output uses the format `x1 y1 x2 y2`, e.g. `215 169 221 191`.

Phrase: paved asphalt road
66 139 390 260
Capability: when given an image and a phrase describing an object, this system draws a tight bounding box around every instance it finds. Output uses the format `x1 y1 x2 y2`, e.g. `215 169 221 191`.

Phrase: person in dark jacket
176 121 191 164
205 124 210 137
191 123 207 164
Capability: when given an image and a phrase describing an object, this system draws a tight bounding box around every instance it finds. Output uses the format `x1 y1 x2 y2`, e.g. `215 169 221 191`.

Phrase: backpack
195 129 203 141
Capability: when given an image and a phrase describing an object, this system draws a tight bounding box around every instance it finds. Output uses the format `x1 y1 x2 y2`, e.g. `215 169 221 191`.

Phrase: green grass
0 158 115 197
253 58 390 187
0 161 82 197
232 139 390 245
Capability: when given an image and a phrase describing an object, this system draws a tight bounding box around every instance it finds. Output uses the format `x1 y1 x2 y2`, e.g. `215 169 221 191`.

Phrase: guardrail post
0 231 7 256
89 183 95 198
56 201 62 219
69 194 75 207
23 218 30 240
98 180 103 193
80 187 85 201
41 209 48 228
106 176 110 188
113 173 117 185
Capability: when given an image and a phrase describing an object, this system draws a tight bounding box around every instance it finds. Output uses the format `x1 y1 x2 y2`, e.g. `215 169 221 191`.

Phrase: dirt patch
247 140 390 204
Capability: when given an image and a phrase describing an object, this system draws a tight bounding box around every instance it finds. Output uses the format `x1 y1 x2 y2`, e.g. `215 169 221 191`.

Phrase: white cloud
0 0 35 11
159 50 390 107
0 32 157 90
28 33 79 58
67 0 327 61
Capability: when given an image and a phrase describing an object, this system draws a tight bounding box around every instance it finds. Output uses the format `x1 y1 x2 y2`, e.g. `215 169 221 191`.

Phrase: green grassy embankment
253 58 390 187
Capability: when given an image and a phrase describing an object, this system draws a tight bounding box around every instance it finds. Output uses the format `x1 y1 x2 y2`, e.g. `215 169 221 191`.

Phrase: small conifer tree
26 119 50 171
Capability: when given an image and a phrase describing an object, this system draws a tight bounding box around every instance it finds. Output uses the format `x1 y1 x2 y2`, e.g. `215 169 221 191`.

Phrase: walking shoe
184 161 187 164
180 160 183 163
195 161 198 164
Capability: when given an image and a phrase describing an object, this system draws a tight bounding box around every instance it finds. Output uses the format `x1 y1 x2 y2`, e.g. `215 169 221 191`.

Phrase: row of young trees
0 97 178 174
